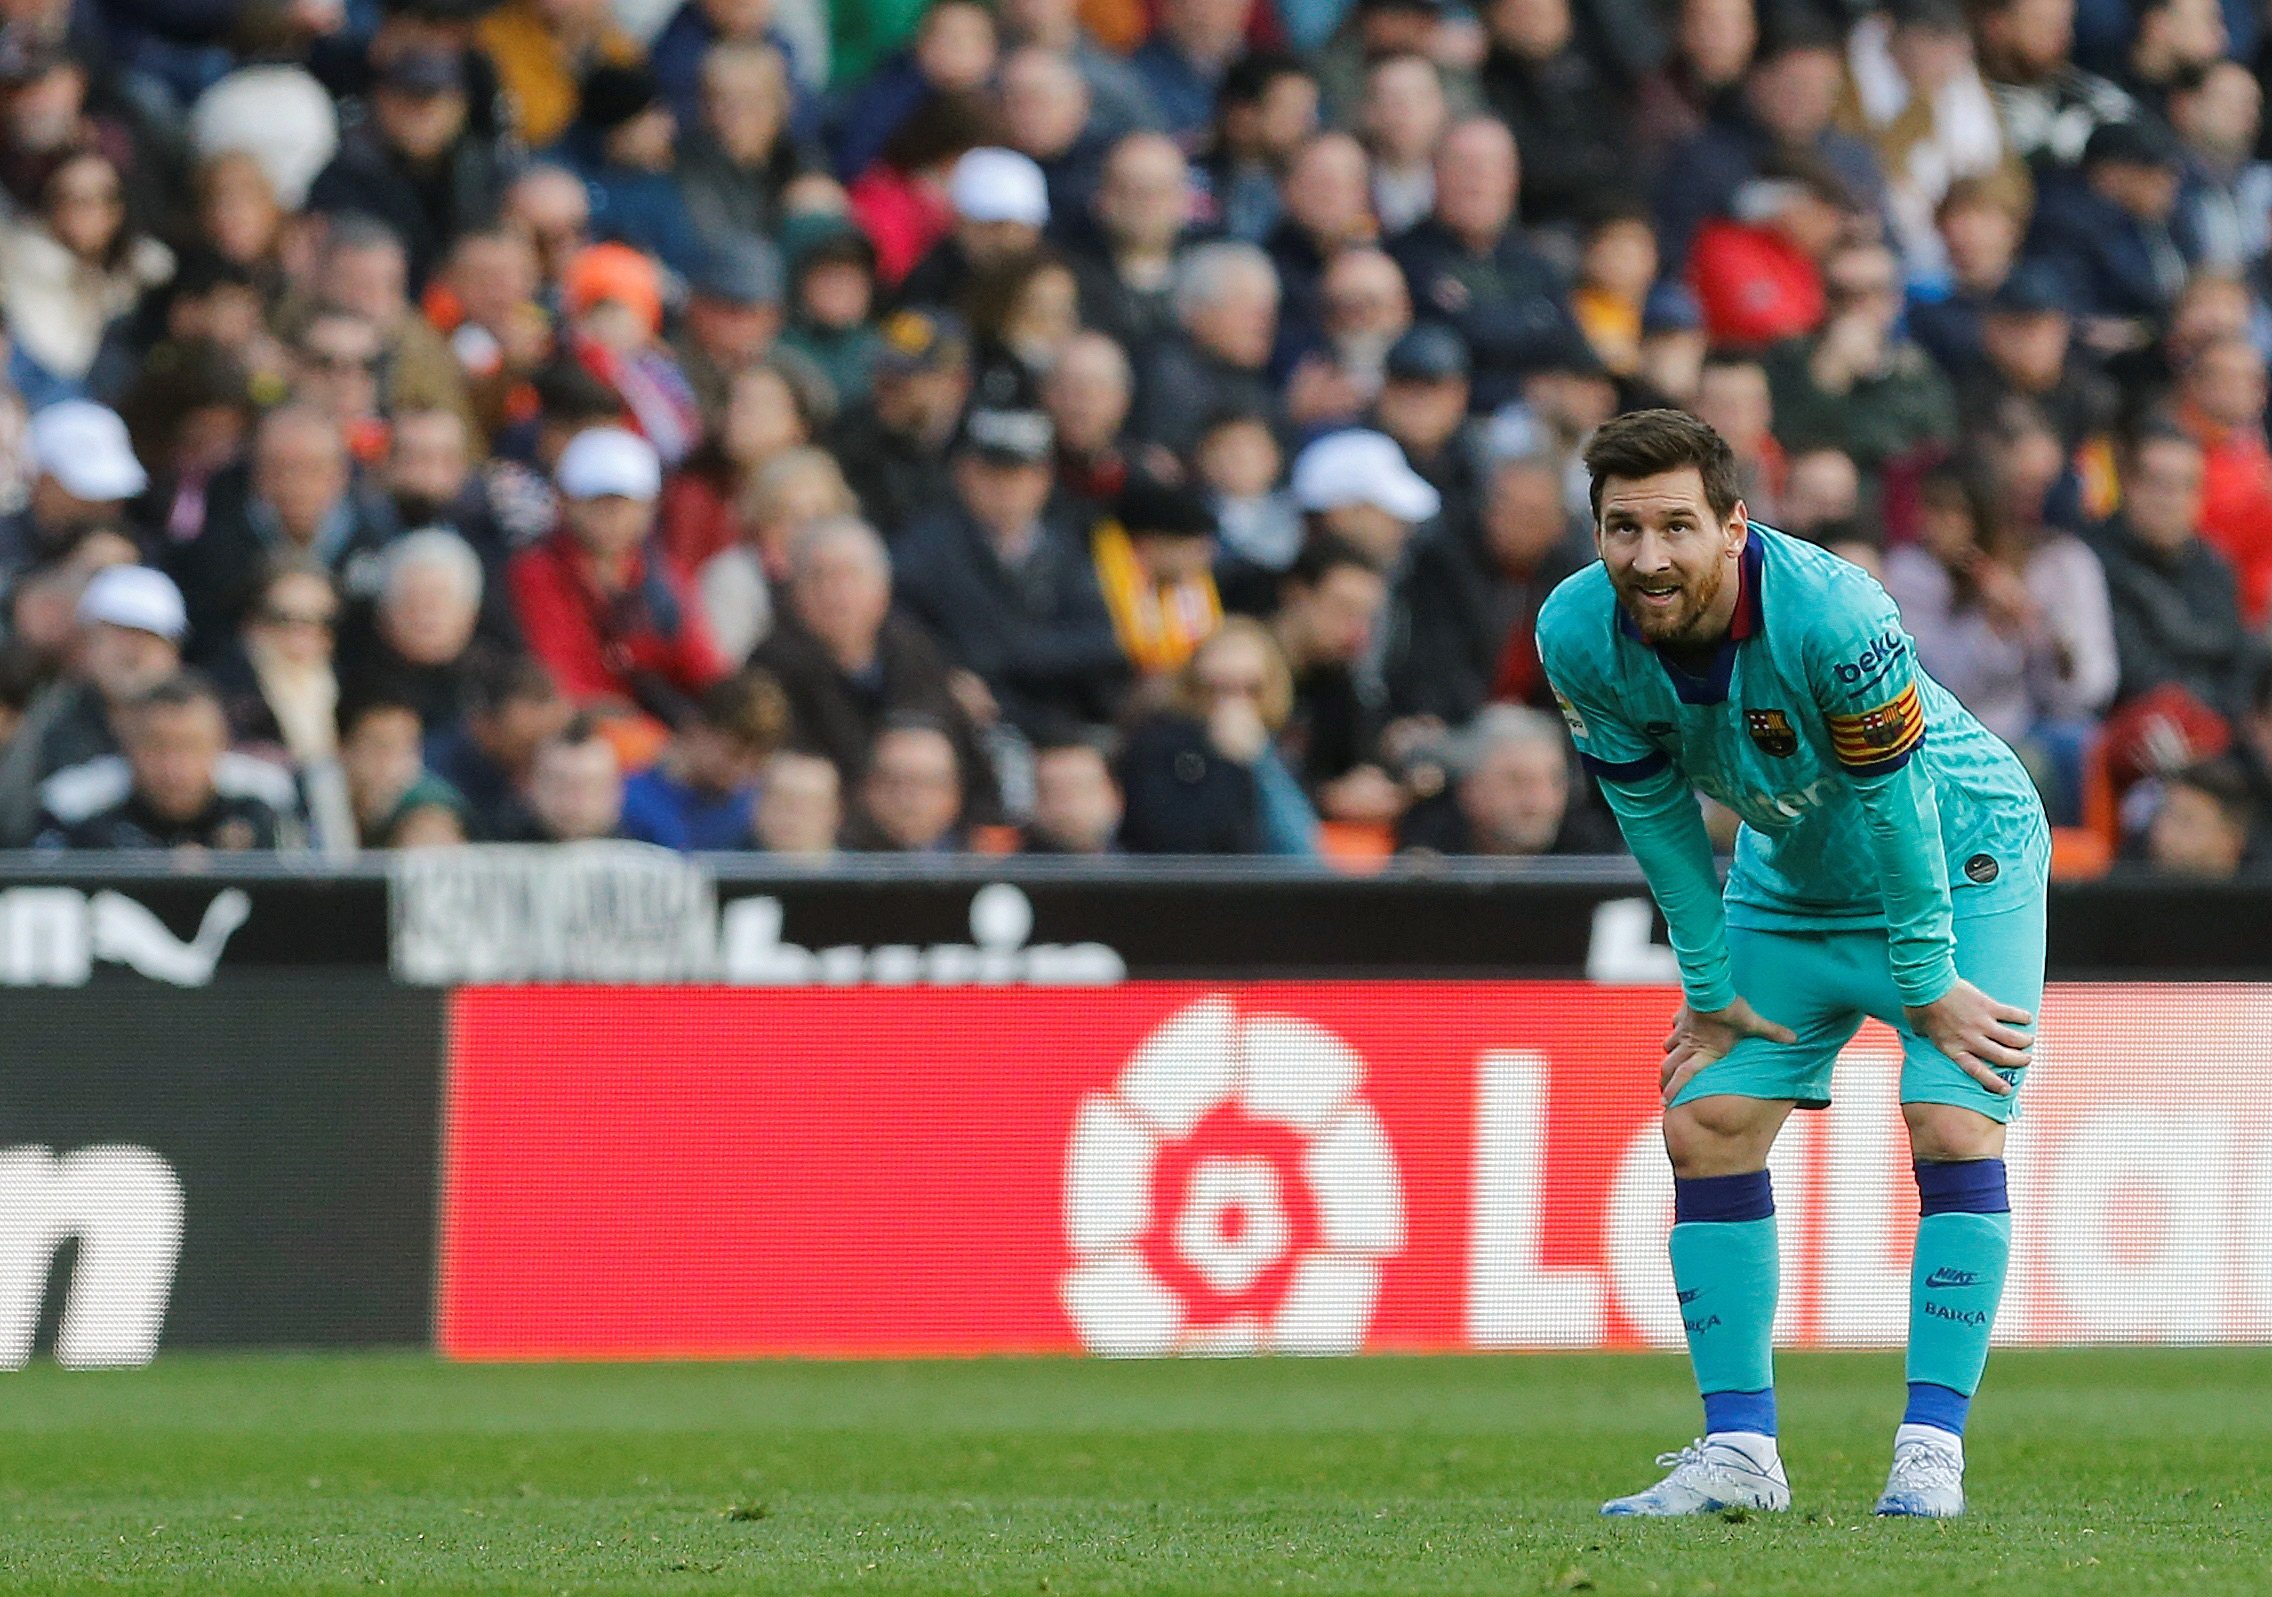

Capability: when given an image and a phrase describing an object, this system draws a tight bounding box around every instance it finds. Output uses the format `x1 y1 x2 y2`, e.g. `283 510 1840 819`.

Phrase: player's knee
1663 1097 1783 1178
1904 1101 2005 1163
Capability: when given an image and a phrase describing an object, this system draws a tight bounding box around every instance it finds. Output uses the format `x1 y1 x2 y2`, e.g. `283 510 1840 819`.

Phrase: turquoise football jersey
1535 523 2049 1011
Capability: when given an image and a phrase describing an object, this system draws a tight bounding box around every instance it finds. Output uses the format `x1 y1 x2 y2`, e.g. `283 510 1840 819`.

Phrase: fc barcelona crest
1746 708 1798 756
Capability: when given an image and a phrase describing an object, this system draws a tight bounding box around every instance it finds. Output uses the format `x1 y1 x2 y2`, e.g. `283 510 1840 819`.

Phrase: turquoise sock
1669 1172 1779 1434
1904 1160 2013 1437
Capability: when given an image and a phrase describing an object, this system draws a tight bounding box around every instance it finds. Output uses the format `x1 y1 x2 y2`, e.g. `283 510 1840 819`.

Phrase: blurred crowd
2 0 2272 875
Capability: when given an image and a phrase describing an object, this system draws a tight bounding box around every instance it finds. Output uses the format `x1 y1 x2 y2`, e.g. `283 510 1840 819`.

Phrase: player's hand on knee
1904 978 2033 1095
1659 998 1798 1104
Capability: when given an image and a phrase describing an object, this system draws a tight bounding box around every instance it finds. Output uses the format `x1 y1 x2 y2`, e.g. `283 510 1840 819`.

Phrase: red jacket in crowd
507 528 729 710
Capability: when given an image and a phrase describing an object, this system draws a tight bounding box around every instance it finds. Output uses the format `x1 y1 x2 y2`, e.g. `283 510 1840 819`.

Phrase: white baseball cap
1291 430 1443 522
949 147 1050 227
555 426 662 502
77 565 188 642
30 401 148 502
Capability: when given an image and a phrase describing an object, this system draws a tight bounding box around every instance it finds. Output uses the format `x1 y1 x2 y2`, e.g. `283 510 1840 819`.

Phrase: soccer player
1535 411 2047 1519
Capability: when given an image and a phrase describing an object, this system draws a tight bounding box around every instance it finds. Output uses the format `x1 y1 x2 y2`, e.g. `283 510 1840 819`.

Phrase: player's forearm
1597 766 1737 1012
1848 759 1959 1007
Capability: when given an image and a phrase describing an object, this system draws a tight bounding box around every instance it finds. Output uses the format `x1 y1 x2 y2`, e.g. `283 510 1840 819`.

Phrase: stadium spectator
476 0 645 151
523 716 628 842
1284 245 1412 432
1478 0 1624 231
1020 735 1124 853
1201 406 1302 610
826 308 970 539
339 692 470 850
1397 703 1622 855
2093 426 2260 719
427 651 570 840
900 145 1052 312
1264 131 1379 353
34 672 301 853
696 445 858 666
1389 115 1577 410
1976 0 2137 175
1269 535 1396 819
1196 52 1321 243
779 217 884 405
1763 239 1960 495
0 400 146 582
0 147 172 391
1093 472 1222 681
995 47 1109 223
2135 755 2257 875
0 564 187 843
1884 464 2118 818
1135 0 1265 144
308 217 478 437
673 234 791 420
620 671 788 849
2171 334 2272 626
212 562 346 777
753 748 842 856
338 528 492 736
509 426 727 726
1117 618 1321 856
748 514 988 792
1371 324 1480 535
1290 427 1443 571
1070 132 1192 357
966 247 1084 392
305 47 512 290
1909 177 2031 377
894 398 1126 735
676 42 810 244
1361 50 1449 237
1386 447 1586 725
1045 330 1141 513
997 0 1163 140
1653 20 1887 270
848 715 967 852
1132 239 1283 454
2024 119 2197 339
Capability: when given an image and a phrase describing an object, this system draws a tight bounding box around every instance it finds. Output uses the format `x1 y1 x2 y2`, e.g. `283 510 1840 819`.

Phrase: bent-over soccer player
1536 410 2048 1519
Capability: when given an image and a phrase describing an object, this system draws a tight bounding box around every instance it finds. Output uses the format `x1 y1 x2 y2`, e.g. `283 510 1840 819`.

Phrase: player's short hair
1583 408 1744 525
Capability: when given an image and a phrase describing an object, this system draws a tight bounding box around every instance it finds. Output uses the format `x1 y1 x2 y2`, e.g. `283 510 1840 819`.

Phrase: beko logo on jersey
1835 632 1906 685
1692 773 1837 825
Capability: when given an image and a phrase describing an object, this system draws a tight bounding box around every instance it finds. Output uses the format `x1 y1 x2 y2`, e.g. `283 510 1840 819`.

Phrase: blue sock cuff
1903 1381 1971 1436
1703 1387 1777 1438
1915 1159 2009 1216
1674 1170 1775 1225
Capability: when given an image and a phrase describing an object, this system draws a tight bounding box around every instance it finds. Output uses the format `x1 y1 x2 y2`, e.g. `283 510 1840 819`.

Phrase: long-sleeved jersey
1536 524 2049 1013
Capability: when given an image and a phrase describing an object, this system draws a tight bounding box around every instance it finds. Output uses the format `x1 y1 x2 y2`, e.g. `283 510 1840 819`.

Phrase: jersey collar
1615 528 1763 704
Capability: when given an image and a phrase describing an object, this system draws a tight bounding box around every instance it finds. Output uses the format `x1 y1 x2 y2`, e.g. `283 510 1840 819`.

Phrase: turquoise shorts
1668 898 2047 1122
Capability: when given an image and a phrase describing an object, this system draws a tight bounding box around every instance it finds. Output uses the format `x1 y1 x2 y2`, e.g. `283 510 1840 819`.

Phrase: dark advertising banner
0 974 443 1362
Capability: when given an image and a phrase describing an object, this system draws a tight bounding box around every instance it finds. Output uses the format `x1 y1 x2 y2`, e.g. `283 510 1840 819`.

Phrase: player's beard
1614 557 1727 645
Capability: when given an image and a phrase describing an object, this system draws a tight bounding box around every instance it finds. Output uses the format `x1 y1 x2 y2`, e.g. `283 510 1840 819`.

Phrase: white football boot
1874 1427 1966 1518
1599 1437 1791 1517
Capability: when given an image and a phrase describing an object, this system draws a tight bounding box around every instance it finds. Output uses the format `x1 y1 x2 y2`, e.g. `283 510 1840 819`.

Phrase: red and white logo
1058 997 1406 1356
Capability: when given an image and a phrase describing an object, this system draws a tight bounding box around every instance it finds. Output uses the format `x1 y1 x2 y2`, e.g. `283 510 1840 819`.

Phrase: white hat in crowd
187 65 339 210
556 427 663 502
77 566 188 643
29 401 147 503
949 147 1050 227
1291 429 1443 522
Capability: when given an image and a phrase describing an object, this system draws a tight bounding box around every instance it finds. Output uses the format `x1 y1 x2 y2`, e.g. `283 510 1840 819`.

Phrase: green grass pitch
0 1348 2261 1595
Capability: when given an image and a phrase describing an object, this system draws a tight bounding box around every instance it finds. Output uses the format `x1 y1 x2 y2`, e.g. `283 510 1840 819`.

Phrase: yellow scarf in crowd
1092 523 1223 676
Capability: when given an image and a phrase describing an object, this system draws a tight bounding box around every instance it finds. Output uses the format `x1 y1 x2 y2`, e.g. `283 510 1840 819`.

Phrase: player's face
1594 467 1746 645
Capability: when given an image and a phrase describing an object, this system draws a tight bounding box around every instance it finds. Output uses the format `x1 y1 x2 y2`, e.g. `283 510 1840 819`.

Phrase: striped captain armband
1578 749 1671 783
1828 682 1925 774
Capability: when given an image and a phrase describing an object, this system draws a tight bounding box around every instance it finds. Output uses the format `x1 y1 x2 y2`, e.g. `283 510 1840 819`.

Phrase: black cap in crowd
2085 118 2182 172
579 63 663 132
874 309 968 374
957 404 1055 465
377 47 468 96
1385 324 1472 383
1116 473 1216 540
691 233 785 306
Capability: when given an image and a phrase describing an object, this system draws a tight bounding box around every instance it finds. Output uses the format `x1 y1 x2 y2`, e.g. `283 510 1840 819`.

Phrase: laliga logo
1059 997 1405 1357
